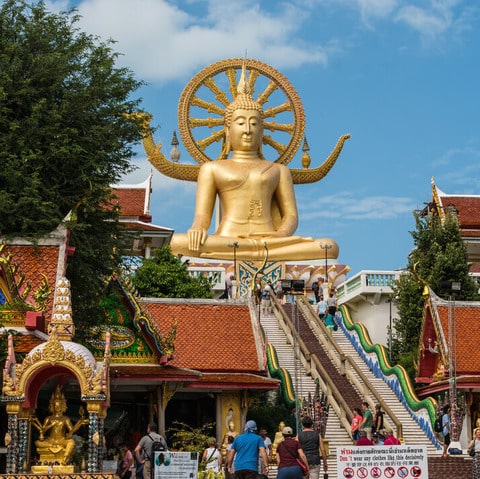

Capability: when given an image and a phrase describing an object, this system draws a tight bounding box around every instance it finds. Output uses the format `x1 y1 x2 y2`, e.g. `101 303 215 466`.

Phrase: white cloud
299 192 414 220
395 4 450 38
48 0 329 85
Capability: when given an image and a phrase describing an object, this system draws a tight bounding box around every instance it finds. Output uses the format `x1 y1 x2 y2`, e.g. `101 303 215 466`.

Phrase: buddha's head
222 63 264 158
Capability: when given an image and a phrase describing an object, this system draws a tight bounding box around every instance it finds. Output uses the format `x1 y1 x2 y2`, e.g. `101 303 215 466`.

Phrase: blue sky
47 0 480 276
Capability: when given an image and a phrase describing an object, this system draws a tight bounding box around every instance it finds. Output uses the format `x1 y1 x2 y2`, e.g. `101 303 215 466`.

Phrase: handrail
295 296 404 439
271 293 402 440
271 294 354 435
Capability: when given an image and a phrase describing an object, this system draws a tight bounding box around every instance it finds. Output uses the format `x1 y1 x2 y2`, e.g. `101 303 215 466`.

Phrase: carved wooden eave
90 273 176 365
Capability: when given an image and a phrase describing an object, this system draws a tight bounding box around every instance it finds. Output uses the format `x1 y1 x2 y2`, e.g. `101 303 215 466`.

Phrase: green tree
132 246 213 299
391 209 478 378
0 0 146 328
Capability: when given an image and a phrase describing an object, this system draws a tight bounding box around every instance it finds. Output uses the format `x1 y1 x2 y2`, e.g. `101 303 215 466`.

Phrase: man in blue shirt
226 420 269 479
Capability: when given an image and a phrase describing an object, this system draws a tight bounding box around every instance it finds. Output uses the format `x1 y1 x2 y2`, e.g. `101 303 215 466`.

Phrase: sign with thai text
336 445 428 478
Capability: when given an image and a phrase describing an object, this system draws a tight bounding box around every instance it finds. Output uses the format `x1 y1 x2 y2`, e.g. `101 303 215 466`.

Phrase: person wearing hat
383 428 401 446
276 426 309 479
226 420 269 479
371 432 384 446
355 430 373 446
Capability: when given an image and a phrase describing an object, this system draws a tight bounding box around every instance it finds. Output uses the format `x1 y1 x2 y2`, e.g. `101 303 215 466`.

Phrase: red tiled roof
470 263 480 273
12 334 45 353
439 196 480 230
5 245 60 322
141 301 266 374
435 301 480 375
112 188 147 218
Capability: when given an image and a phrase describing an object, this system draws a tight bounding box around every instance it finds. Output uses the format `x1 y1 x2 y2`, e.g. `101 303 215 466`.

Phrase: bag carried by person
279 442 308 476
470 443 476 457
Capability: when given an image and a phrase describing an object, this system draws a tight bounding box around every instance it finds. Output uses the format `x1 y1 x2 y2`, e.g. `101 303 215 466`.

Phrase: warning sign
336 445 428 478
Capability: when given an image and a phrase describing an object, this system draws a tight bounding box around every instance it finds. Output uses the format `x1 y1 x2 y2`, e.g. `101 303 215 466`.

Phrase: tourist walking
355 430 373 446
134 423 168 479
383 428 401 445
202 437 222 474
373 404 384 437
276 426 309 479
226 420 269 479
351 407 363 442
441 404 451 457
296 416 328 479
316 296 327 320
468 427 480 478
359 402 373 439
117 443 134 479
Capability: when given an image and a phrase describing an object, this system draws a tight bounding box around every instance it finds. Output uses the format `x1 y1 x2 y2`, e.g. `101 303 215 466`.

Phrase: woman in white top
467 427 480 478
202 437 222 474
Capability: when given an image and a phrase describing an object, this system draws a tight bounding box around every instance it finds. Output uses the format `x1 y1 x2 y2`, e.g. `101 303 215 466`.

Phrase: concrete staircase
261 298 442 477
331 313 441 455
261 309 351 478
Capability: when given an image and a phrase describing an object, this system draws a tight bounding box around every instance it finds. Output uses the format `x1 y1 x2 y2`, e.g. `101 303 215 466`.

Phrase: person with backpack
134 423 168 479
261 283 272 315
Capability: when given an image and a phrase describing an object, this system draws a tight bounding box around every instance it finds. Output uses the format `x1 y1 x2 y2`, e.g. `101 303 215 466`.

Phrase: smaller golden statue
31 385 89 469
221 420 239 459
271 421 285 460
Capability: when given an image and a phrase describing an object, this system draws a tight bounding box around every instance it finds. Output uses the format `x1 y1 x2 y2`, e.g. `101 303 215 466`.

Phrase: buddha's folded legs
171 234 339 262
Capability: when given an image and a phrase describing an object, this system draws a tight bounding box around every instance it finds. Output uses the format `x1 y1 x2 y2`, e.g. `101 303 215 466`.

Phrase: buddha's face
228 109 263 152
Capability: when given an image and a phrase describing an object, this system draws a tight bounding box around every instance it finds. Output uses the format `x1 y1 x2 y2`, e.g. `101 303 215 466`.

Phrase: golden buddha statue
169 63 340 262
221 419 239 458
31 385 89 466
271 421 285 459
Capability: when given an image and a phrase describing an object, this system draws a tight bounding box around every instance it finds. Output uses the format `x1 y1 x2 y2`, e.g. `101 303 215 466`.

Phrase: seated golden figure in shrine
170 65 339 262
32 385 89 466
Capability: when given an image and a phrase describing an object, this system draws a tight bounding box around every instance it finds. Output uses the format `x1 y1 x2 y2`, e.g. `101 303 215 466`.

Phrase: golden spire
47 277 75 341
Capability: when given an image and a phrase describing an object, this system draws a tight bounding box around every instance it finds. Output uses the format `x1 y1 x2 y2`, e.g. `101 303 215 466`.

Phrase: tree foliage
0 0 146 327
391 209 479 377
132 246 213 299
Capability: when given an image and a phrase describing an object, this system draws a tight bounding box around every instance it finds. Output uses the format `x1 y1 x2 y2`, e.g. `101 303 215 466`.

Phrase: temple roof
110 175 173 253
140 299 266 374
106 298 278 390
111 175 152 219
417 287 480 393
431 179 480 264
0 225 70 326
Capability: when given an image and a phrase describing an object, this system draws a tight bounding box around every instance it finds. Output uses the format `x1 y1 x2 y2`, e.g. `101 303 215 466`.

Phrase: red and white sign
336 445 428 478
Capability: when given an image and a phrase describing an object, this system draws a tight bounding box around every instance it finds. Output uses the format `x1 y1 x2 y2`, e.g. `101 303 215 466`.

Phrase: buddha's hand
188 228 208 251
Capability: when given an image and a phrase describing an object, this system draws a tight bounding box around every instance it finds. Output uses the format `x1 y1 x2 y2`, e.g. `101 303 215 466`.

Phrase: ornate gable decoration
0 243 52 327
3 327 111 400
85 272 176 365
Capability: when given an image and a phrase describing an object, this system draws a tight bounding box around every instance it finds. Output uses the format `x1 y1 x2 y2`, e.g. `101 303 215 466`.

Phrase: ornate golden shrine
1 277 111 474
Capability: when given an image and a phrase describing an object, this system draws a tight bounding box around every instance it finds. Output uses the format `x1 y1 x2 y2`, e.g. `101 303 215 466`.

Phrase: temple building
0 176 278 475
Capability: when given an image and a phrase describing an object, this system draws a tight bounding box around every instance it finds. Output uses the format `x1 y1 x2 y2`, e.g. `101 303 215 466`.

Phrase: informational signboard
336 445 428 478
153 451 199 479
